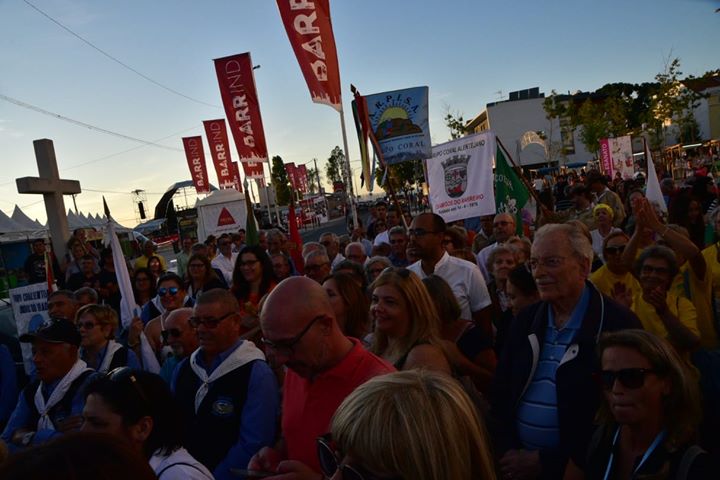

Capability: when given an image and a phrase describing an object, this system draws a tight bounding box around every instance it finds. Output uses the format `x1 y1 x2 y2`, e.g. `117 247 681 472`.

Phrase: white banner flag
427 132 497 223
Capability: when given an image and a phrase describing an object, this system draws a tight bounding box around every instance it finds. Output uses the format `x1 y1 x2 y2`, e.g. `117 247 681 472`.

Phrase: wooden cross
16 139 81 261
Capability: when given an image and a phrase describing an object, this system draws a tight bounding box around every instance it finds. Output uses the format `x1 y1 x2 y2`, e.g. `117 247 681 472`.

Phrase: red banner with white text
182 136 210 194
285 162 298 190
231 161 243 192
297 164 308 194
241 161 265 180
214 52 269 163
203 119 236 189
276 0 342 112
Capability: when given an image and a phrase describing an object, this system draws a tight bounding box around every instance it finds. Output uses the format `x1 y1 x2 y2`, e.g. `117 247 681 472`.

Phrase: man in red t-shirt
249 276 394 479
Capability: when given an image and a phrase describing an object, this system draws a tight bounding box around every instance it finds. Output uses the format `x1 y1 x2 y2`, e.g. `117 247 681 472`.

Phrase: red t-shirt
281 338 395 472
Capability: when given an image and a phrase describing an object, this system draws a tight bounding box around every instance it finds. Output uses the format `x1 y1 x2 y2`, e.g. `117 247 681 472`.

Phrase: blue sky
1 0 718 226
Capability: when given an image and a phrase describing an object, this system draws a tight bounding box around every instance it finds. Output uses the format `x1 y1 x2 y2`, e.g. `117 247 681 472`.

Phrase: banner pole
339 108 359 229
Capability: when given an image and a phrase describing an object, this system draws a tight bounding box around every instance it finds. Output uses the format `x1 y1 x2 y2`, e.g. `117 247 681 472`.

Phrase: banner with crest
427 132 496 223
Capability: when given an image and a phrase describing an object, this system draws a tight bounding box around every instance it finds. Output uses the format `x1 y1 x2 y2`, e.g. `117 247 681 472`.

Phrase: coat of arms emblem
442 155 470 198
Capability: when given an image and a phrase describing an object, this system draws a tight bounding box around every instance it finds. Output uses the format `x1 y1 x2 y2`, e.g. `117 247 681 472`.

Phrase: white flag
644 143 667 214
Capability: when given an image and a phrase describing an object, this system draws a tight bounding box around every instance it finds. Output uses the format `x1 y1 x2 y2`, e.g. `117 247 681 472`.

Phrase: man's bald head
164 307 198 359
262 277 334 332
165 307 193 328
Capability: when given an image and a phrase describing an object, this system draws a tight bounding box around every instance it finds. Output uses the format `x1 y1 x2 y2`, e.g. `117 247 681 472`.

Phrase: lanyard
602 426 666 480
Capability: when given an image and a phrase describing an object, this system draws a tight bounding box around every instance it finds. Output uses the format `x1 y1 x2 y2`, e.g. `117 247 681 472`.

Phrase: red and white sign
276 0 342 112
203 119 236 189
182 136 210 193
217 207 236 226
214 52 269 163
285 162 299 189
230 161 243 192
241 161 265 180
297 164 308 193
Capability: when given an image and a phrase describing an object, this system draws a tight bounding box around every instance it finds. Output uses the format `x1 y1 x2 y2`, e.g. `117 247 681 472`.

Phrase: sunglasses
106 367 150 406
160 328 183 344
594 368 657 390
604 245 626 255
158 287 179 297
77 321 98 330
317 434 399 480
188 311 234 329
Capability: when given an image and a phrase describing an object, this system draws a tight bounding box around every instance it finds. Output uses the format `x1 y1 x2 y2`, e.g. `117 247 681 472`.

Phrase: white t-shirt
373 230 390 246
211 252 238 286
590 227 621 263
408 251 492 320
150 447 214 480
331 253 346 269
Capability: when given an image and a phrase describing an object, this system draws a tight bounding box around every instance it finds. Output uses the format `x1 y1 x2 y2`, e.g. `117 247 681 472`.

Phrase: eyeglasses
640 265 671 275
158 287 179 297
188 311 235 329
604 245 626 255
160 328 183 344
407 228 437 237
106 367 150 406
262 315 323 357
317 434 398 480
305 263 329 272
239 260 259 267
527 256 568 270
594 368 657 390
77 321 98 330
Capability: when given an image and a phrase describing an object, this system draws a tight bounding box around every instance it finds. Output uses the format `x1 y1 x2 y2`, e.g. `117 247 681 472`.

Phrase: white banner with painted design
198 200 248 241
9 283 50 374
427 132 496 223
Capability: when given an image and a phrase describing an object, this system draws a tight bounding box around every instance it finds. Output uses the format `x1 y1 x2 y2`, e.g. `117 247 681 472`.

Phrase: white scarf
98 340 124 373
34 359 92 431
189 341 265 413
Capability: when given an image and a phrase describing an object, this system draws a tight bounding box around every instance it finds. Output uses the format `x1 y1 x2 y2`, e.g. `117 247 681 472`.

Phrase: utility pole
313 158 322 195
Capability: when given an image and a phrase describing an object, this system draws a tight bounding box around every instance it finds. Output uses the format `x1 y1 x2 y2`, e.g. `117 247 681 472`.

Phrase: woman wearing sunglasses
564 329 710 479
77 304 140 373
369 268 451 374
319 370 497 480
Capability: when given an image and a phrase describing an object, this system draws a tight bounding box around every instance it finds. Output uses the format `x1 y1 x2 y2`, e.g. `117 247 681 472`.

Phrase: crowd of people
1 169 719 479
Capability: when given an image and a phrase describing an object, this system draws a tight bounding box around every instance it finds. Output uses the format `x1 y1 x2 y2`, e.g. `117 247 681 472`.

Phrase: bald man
158 308 198 384
476 212 517 281
249 277 394 478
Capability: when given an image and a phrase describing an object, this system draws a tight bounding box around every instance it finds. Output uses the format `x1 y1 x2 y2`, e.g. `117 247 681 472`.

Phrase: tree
270 155 292 206
443 105 467 140
375 160 424 195
325 146 344 185
306 165 321 195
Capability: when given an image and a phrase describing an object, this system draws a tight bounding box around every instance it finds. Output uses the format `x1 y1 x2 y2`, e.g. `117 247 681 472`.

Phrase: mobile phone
230 468 275 478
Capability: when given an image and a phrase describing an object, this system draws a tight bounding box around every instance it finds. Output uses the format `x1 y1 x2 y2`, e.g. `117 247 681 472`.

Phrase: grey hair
319 232 339 244
345 242 366 256
635 245 680 280
534 223 593 263
266 228 286 242
302 241 327 258
304 249 330 264
365 256 392 274
389 226 407 237
49 289 78 303
74 287 99 303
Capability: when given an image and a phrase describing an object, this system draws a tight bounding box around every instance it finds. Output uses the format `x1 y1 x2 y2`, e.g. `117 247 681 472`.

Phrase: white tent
11 205 43 229
195 189 248 242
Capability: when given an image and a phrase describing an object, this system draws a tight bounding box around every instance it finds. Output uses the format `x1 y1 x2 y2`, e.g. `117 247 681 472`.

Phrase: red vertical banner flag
298 164 308 194
214 52 269 163
203 119 236 189
182 136 210 193
231 161 243 193
242 161 265 179
276 0 342 112
285 162 298 189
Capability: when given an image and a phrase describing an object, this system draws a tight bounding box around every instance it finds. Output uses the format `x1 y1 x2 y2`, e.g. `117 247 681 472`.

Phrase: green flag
494 146 529 234
244 179 260 247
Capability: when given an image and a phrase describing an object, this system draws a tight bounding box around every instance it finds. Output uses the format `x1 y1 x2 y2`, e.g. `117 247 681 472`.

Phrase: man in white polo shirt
407 213 492 325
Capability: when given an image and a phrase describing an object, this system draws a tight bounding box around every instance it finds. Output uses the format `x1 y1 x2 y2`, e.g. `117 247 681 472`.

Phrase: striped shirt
515 287 590 450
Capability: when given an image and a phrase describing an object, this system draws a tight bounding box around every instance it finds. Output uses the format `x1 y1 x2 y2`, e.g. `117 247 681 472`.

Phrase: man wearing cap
1 320 94 450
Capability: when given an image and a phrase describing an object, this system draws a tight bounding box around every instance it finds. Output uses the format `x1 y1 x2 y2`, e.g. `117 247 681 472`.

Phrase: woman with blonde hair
77 304 140 372
319 370 497 480
370 268 451 373
564 329 710 479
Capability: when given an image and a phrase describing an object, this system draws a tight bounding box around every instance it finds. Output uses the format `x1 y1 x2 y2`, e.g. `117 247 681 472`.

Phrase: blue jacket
489 282 641 479
0 345 18 429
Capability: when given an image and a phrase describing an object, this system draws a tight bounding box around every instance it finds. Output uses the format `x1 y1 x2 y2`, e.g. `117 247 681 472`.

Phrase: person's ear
128 416 154 445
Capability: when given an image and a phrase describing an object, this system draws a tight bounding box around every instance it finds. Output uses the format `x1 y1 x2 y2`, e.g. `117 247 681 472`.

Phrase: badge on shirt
211 397 235 417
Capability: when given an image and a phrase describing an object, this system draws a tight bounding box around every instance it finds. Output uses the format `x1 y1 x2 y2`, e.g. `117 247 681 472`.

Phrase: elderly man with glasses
171 288 278 480
490 223 640 480
476 212 518 281
249 276 394 479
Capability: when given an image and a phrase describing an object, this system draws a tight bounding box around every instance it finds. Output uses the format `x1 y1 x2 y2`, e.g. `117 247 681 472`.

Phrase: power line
0 93 183 152
23 0 220 109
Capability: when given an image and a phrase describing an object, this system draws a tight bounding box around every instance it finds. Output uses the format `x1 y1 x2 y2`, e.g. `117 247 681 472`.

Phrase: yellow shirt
133 253 168 271
590 265 640 298
670 260 716 349
632 290 700 342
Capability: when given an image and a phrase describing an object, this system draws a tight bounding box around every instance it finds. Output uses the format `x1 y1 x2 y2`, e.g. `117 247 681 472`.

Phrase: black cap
19 319 81 347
